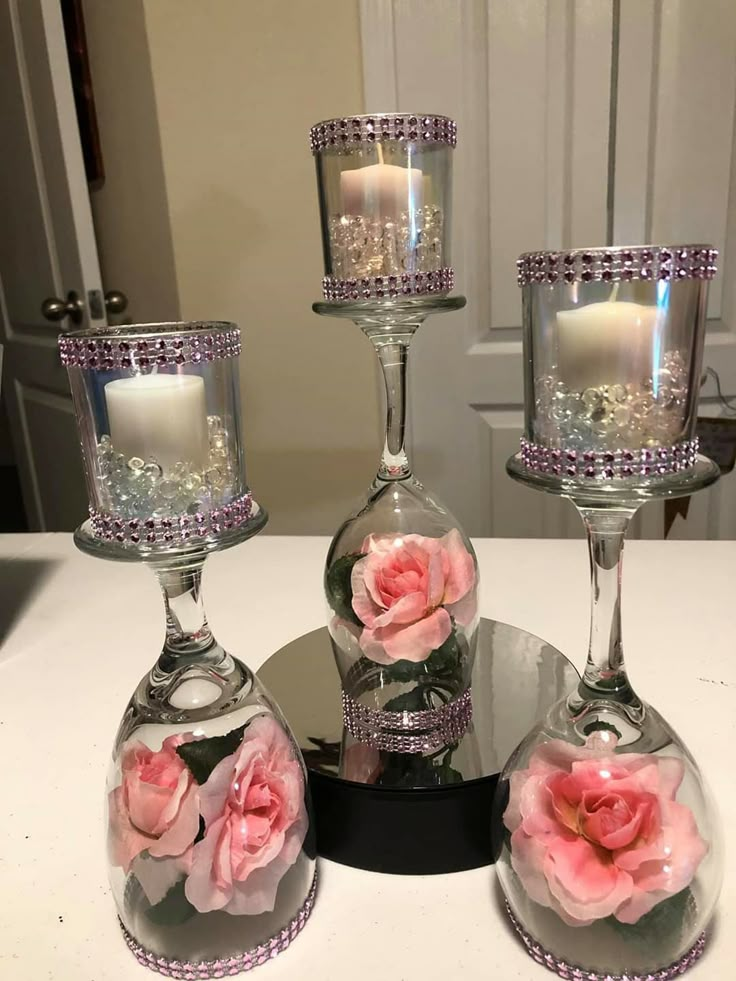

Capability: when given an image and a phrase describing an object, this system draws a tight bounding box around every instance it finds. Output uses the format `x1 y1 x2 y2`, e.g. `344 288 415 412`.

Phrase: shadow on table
0 558 61 650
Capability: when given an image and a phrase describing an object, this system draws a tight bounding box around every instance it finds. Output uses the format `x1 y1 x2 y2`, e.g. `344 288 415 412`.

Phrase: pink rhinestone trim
520 438 699 479
517 245 717 287
121 872 317 978
505 901 706 981
310 113 457 152
342 687 473 754
59 327 241 371
90 493 253 545
323 267 454 301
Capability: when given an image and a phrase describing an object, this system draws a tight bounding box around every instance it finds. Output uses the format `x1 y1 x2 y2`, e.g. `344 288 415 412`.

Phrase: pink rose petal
348 530 477 664
133 847 194 906
185 715 307 916
362 607 452 663
108 734 200 874
503 735 707 927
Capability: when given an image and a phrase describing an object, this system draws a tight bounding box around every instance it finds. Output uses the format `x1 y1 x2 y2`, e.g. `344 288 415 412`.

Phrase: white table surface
0 533 734 981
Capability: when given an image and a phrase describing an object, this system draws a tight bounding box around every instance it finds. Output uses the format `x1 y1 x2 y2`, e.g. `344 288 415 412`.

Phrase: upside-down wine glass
495 246 724 980
61 322 316 979
310 114 481 788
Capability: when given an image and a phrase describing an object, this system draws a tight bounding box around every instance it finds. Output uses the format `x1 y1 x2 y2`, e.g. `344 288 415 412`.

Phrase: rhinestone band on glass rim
505 901 706 981
121 872 317 978
516 245 717 287
59 327 241 370
310 113 457 152
342 687 473 754
89 492 253 545
519 438 699 479
323 267 454 301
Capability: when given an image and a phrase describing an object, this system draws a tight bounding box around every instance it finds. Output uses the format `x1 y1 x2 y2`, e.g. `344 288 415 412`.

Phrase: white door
360 0 736 539
0 0 106 531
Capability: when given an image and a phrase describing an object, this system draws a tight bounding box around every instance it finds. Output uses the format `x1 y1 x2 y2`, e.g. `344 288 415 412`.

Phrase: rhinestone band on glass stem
323 267 454 302
342 687 473 754
505 901 706 981
519 438 699 479
310 113 457 152
121 872 317 979
59 328 241 370
516 245 717 287
90 492 253 545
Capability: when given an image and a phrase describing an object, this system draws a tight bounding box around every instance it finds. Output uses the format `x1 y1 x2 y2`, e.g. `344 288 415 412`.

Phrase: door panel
0 0 105 529
0 1 62 325
361 0 736 539
14 381 87 531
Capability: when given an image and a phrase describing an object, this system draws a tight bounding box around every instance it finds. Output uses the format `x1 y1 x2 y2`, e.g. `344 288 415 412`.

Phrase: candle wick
610 282 620 302
377 142 384 166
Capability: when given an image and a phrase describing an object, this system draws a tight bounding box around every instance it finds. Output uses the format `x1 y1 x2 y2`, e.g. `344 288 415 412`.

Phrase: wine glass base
506 453 719 504
541 690 685 754
312 294 466 321
73 504 268 564
505 901 707 981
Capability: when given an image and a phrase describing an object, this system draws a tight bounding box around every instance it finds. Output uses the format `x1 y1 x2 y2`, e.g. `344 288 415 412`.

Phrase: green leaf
194 815 205 844
176 724 245 784
582 720 621 738
434 759 463 784
607 887 695 948
375 744 462 788
382 687 430 714
382 626 463 685
424 630 461 677
143 877 197 926
381 659 424 683
325 552 365 627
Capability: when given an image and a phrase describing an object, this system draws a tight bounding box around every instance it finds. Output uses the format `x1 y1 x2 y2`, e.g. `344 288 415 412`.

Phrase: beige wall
86 0 380 534
144 0 379 534
83 0 180 323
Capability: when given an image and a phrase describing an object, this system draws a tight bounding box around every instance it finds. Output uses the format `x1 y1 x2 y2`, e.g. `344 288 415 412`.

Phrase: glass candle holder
497 250 723 980
60 322 252 548
516 245 717 480
60 322 317 977
311 112 456 301
312 294 480 778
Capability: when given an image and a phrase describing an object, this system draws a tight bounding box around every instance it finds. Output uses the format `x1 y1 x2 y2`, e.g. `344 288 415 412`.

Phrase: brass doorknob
105 289 128 315
41 290 84 324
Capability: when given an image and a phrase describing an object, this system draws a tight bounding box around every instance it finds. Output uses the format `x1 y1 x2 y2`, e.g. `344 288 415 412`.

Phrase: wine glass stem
573 506 640 708
154 559 217 672
374 338 411 480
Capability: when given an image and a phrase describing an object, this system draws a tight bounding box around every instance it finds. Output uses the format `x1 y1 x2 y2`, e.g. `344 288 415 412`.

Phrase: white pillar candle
340 162 423 219
105 374 209 473
556 300 661 391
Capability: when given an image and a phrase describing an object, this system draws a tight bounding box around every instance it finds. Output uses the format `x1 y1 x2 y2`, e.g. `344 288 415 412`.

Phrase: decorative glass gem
516 246 717 287
323 267 454 302
310 113 456 151
519 437 698 480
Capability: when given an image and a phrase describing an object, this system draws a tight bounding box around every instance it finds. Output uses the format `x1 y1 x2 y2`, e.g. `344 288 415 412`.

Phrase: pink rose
504 734 707 926
350 529 476 664
185 715 307 915
108 734 200 874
